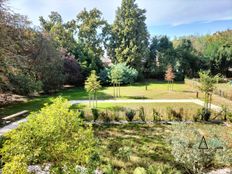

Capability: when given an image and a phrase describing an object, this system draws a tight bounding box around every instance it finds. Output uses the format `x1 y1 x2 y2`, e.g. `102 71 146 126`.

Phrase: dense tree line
1 0 231 96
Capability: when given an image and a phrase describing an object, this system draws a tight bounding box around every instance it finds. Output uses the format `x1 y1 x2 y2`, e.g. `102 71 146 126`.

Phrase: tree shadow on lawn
94 124 176 170
0 88 113 117
132 80 185 87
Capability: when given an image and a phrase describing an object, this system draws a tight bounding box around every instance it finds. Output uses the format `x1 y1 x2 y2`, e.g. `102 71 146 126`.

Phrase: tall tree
39 11 76 51
213 43 232 77
76 8 107 73
109 0 149 71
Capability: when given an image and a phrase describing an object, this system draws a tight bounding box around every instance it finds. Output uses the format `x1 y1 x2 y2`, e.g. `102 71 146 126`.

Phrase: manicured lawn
74 102 202 121
93 123 232 173
1 80 231 118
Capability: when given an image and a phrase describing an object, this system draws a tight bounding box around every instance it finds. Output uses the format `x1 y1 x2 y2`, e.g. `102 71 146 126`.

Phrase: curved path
0 99 222 135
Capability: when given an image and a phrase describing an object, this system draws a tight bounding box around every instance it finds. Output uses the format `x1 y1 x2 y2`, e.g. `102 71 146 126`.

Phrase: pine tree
85 70 101 108
109 0 149 71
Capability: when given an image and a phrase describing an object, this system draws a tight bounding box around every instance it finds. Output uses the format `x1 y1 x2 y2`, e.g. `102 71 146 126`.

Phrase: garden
1 0 232 173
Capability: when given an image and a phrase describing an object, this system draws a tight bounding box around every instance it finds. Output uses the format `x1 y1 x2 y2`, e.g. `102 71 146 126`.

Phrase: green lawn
1 80 231 118
94 123 232 173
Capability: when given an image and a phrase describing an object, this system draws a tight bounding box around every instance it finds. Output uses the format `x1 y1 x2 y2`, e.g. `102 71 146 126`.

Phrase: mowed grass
94 123 232 173
74 102 202 121
1 80 232 118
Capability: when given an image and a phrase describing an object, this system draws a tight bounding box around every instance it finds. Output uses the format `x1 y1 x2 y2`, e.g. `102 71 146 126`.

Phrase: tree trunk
119 82 120 97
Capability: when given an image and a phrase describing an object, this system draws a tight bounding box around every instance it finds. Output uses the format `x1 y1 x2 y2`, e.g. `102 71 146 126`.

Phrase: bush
110 63 138 85
91 108 99 122
193 108 202 122
133 167 147 174
8 73 42 95
1 97 97 173
125 109 136 122
195 108 211 121
100 110 111 123
166 107 183 121
139 106 145 122
153 109 161 122
168 124 232 174
78 109 85 119
99 68 110 85
147 163 181 174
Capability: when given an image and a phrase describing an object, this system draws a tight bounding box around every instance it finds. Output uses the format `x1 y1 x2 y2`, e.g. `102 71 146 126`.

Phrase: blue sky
9 0 232 38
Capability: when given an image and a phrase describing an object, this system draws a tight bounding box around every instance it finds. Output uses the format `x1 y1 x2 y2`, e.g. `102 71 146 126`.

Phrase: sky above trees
8 0 232 38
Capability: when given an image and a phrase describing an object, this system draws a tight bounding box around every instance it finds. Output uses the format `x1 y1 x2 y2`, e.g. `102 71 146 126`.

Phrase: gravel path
0 99 222 136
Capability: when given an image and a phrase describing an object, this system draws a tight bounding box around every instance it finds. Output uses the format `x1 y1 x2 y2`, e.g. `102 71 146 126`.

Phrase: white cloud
8 0 232 26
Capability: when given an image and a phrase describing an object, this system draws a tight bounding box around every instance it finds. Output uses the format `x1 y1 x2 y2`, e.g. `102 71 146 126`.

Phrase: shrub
1 97 97 173
193 108 202 122
195 108 211 121
8 73 42 95
153 109 161 122
125 109 136 122
112 106 123 121
166 107 183 121
133 167 147 174
168 124 232 174
110 63 138 85
139 106 145 122
100 110 111 123
147 163 181 174
91 108 99 122
99 68 110 85
78 109 85 119
166 107 173 121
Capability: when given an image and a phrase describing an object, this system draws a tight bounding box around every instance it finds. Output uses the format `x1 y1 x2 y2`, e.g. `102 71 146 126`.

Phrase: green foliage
199 71 218 110
1 97 97 173
117 146 132 161
194 108 211 121
99 68 110 85
78 109 85 119
133 167 147 174
76 8 107 72
2 155 28 174
139 106 146 122
110 63 138 85
147 163 181 174
213 43 232 76
153 109 161 122
166 107 183 121
100 110 111 123
85 70 101 93
8 73 42 95
91 108 99 122
125 109 136 122
109 0 149 70
168 124 232 174
145 36 176 79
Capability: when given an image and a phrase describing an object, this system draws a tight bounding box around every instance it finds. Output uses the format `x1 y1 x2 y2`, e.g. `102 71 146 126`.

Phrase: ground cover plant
93 123 232 173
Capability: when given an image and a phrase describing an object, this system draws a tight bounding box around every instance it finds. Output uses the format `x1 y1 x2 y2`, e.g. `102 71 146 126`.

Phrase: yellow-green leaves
1 97 97 173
